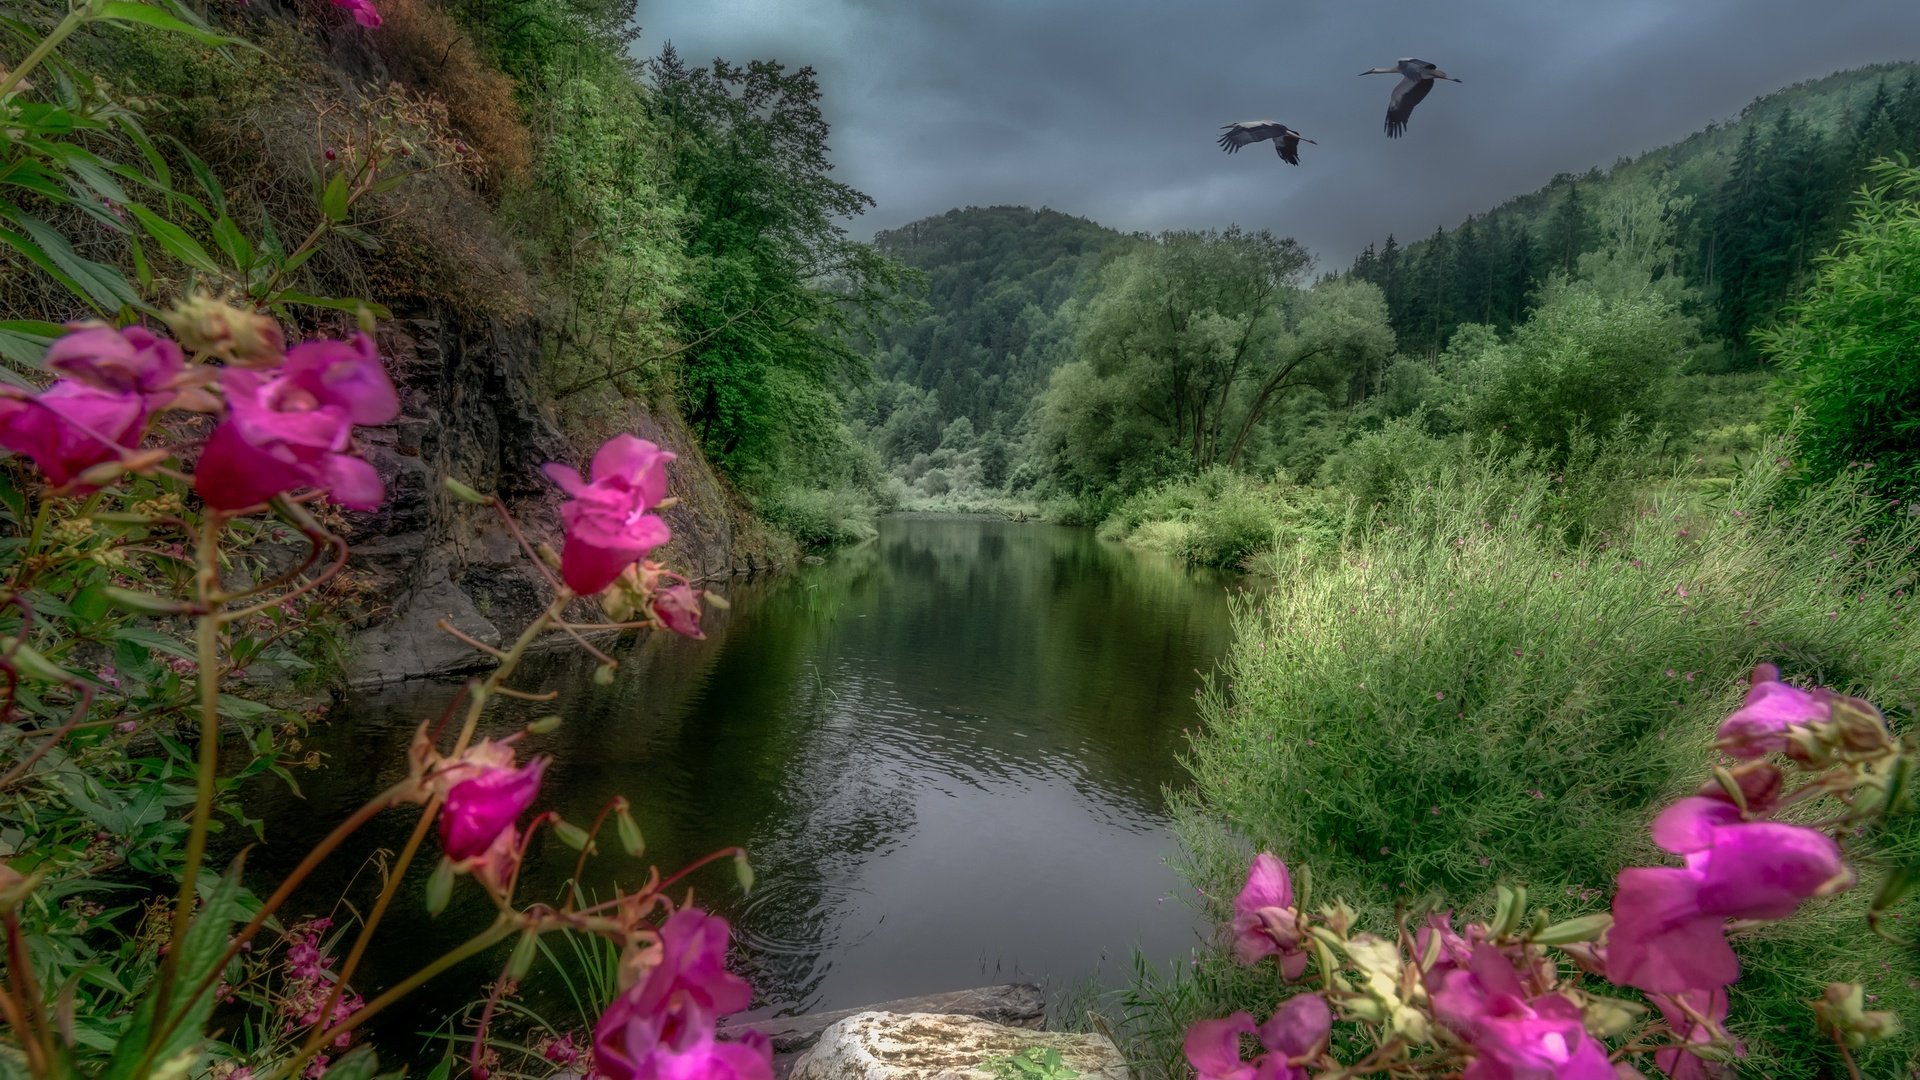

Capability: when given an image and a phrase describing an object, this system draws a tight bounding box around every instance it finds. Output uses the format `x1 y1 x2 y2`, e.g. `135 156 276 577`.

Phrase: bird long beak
1303 138 1318 144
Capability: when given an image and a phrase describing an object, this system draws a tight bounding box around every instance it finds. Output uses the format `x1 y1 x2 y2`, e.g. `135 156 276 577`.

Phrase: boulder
789 1011 1130 1080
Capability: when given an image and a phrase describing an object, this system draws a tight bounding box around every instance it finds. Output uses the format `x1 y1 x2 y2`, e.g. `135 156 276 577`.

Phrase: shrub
1160 438 1920 1075
757 485 878 548
1763 155 1920 506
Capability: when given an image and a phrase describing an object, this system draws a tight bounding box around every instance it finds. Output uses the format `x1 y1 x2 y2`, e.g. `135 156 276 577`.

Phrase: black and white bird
1358 58 1461 137
1217 121 1316 165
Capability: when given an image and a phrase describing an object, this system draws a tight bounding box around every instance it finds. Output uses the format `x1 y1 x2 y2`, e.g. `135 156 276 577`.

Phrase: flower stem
280 593 570 1077
0 6 88 99
150 513 226 1034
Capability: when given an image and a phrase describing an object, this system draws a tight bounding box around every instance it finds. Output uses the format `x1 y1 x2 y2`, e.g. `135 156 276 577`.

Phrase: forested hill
864 206 1130 436
1346 62 1920 362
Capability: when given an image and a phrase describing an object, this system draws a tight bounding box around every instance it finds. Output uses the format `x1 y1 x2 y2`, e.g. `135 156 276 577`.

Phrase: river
249 514 1238 1043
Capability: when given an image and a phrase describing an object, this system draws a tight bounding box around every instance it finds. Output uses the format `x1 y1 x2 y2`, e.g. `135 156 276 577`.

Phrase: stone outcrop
789 1012 1130 1080
721 984 1046 1057
338 303 785 686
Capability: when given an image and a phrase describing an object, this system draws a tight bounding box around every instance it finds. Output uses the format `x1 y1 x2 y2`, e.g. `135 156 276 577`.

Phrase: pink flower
543 436 675 596
195 334 397 511
1431 945 1613 1080
652 583 705 639
1231 853 1309 979
592 909 767 1080
1184 995 1330 1080
540 1033 580 1065
45 323 187 405
1609 817 1851 994
438 750 546 862
1715 664 1828 758
331 0 381 26
0 381 147 489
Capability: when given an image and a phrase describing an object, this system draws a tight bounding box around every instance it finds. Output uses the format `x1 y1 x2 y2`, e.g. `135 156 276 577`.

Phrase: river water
250 514 1237 1036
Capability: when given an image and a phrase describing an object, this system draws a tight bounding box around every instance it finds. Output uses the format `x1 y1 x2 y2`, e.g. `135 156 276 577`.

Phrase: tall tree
1053 229 1392 477
649 47 907 473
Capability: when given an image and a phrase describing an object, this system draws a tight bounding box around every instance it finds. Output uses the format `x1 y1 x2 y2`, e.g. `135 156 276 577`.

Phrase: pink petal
1651 797 1742 856
1257 994 1330 1059
1185 1013 1258 1080
1607 867 1739 994
321 452 385 510
1697 822 1851 920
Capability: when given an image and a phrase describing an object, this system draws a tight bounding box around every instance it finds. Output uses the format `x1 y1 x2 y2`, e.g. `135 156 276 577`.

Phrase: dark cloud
642 0 1919 264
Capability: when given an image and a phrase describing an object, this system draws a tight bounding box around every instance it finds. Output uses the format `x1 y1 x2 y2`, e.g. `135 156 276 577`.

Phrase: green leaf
210 213 252 271
215 694 276 720
0 211 138 314
320 173 350 223
111 627 196 661
126 204 222 276
98 2 248 47
271 291 391 319
101 865 245 1079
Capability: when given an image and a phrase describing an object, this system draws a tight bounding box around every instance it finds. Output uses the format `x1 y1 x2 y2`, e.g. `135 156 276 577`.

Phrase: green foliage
1763 155 1920 505
1166 440 1920 1074
1100 469 1337 571
1351 63 1920 360
1032 235 1394 503
867 205 1127 433
1451 277 1692 459
649 46 910 478
988 1046 1082 1080
757 485 880 549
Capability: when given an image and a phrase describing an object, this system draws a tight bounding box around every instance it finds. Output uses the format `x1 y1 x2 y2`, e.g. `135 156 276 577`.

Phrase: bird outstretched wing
1219 121 1285 153
1275 134 1301 165
1385 76 1435 138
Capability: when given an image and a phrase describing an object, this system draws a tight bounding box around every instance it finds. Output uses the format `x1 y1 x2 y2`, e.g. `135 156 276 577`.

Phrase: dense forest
1346 63 1920 361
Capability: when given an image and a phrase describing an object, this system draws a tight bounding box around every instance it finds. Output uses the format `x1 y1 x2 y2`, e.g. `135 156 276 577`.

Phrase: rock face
790 1012 1130 1080
339 303 783 686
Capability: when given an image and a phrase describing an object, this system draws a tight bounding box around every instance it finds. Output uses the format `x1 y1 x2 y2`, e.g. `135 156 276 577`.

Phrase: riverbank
1117 442 1920 1077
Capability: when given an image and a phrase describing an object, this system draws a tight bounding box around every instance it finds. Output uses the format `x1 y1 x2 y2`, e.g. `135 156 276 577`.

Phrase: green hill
866 205 1131 433
1348 62 1920 361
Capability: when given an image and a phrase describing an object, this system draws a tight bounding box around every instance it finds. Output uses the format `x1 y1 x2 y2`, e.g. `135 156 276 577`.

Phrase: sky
639 0 1920 266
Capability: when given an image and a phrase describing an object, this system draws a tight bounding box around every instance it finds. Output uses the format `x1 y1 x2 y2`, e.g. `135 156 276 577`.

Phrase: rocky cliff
340 302 785 686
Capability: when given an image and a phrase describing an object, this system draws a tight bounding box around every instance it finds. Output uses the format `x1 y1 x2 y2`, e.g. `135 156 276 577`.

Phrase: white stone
789 1011 1130 1080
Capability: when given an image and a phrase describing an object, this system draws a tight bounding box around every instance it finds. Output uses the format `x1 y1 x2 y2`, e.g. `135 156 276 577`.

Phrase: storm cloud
642 0 1920 264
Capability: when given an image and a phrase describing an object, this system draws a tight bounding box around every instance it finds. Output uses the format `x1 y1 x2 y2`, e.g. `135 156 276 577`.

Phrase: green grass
1132 438 1920 1077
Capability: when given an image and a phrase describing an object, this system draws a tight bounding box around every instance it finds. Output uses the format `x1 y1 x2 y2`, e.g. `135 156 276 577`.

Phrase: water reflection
246 515 1236 1034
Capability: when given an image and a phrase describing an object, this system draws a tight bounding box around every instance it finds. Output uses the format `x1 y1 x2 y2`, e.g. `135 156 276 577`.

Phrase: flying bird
1359 58 1461 138
1218 121 1316 165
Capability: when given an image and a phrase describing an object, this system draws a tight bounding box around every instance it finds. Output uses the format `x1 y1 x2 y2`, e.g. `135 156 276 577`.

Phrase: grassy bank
1115 441 1920 1077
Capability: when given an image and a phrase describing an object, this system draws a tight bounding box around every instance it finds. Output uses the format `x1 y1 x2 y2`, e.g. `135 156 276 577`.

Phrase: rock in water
790 1012 1130 1080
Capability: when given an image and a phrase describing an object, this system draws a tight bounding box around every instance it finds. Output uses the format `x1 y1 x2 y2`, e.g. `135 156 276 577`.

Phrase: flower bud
554 821 592 851
1529 912 1612 945
1812 982 1902 1048
442 476 491 505
526 714 564 735
163 294 285 366
592 662 616 686
1577 993 1646 1038
507 929 541 982
734 851 755 894
616 805 645 858
425 856 454 916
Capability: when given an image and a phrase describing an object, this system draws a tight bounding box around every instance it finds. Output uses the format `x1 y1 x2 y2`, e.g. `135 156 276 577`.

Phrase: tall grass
1134 437 1919 1077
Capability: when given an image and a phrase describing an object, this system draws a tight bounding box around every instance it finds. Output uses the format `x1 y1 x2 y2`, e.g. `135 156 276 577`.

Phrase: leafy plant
989 1046 1082 1080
